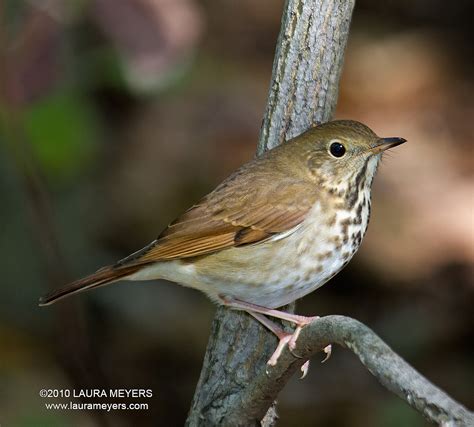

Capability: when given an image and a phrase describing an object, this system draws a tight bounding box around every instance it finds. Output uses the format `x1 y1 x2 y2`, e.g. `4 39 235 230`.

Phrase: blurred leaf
24 90 99 182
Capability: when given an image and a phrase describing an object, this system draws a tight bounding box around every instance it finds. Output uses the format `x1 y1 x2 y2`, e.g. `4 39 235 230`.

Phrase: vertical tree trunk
186 1 355 425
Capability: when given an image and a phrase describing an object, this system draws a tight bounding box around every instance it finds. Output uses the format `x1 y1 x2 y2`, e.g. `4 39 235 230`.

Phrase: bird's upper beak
370 137 407 154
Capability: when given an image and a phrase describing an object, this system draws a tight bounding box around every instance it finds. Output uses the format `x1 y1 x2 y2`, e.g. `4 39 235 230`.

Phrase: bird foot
222 297 325 371
287 316 320 352
267 316 319 366
267 333 293 366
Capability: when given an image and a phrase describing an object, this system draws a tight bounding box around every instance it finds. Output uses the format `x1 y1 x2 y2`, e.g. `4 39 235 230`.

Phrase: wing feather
117 157 319 264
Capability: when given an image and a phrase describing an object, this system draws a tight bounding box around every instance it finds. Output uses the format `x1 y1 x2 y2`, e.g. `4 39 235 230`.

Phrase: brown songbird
39 120 405 364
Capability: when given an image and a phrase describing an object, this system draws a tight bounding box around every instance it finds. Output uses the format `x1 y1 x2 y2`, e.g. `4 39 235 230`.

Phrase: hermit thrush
40 120 405 364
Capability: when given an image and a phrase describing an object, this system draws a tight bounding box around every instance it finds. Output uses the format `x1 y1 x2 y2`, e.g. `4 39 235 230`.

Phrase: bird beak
370 137 407 154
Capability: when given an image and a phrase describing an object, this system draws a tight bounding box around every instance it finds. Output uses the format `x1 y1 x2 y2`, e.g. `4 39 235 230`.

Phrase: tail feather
39 264 143 306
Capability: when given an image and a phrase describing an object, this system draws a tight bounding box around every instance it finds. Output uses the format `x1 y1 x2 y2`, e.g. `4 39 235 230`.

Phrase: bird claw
300 360 310 379
298 344 331 378
321 344 332 363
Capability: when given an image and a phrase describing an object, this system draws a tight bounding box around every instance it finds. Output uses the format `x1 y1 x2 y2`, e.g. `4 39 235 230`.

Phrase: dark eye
329 142 346 158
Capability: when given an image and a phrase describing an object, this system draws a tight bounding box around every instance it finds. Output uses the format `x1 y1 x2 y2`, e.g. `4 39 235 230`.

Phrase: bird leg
246 312 295 366
247 312 310 378
220 296 328 370
220 296 319 327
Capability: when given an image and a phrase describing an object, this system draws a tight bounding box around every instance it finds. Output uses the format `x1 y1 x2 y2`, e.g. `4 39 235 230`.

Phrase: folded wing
119 166 318 264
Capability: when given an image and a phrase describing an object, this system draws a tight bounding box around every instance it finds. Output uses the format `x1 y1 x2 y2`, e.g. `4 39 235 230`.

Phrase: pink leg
246 311 315 376
220 296 321 368
220 296 319 327
247 311 294 366
246 311 286 338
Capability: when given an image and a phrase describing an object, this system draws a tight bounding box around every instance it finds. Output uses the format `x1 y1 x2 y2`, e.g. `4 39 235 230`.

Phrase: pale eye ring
329 140 346 158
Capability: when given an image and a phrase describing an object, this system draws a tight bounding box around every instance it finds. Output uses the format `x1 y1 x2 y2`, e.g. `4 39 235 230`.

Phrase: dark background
1 0 473 426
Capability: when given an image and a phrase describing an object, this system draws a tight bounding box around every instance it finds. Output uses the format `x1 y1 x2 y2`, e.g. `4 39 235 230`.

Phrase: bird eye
329 141 346 158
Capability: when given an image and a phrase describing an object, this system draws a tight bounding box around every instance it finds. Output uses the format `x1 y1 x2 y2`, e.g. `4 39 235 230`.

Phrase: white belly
132 197 370 309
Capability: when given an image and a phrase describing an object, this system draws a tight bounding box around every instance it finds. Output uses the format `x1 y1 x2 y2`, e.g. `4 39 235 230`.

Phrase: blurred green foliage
24 90 99 182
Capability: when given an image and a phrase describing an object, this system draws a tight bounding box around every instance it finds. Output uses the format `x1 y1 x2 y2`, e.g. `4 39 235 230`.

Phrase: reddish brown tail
38 264 142 306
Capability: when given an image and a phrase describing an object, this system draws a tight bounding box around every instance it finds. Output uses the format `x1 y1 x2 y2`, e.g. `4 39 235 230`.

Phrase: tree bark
186 1 355 425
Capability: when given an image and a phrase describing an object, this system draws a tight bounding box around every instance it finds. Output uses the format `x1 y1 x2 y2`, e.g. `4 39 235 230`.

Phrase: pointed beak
370 137 406 154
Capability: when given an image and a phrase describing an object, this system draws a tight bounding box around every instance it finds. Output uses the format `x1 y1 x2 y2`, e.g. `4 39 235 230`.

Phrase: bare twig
233 316 474 427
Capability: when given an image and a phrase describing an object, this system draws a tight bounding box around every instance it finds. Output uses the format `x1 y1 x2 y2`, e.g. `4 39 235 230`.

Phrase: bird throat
318 155 379 211
312 155 379 276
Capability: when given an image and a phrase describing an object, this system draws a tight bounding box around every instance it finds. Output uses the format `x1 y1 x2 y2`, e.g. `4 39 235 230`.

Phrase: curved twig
230 315 474 427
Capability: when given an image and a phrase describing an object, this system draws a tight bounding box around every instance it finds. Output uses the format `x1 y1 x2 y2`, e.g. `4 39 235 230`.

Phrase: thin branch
231 316 474 427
